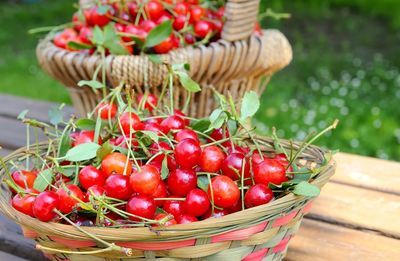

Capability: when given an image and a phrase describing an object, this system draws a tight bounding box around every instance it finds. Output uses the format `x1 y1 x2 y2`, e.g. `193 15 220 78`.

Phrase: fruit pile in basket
51 0 243 55
3 68 335 228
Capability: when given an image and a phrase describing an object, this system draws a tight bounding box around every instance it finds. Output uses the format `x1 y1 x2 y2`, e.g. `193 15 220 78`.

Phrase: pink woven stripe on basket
22 228 39 239
272 236 291 253
241 248 268 261
211 221 268 243
302 201 314 214
49 236 97 248
272 210 298 227
117 239 196 250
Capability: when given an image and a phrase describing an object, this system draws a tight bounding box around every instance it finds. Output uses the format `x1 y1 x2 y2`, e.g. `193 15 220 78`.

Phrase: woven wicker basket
0 137 335 261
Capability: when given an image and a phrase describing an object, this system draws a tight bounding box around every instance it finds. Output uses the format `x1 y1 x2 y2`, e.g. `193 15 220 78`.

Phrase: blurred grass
0 0 399 160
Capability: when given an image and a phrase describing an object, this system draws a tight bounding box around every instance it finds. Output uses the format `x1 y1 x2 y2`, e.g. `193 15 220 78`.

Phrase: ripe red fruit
174 129 199 144
253 159 288 186
244 184 274 208
174 3 189 15
174 109 190 125
96 102 117 120
176 214 198 224
174 139 202 168
190 6 205 23
79 166 106 190
72 130 102 146
200 145 225 172
126 195 156 221
130 165 161 195
12 192 36 217
145 1 164 21
251 151 266 166
72 12 84 32
163 197 184 218
153 35 175 54
173 15 187 31
149 142 176 170
153 213 177 226
184 189 210 216
194 21 212 38
104 174 133 200
123 24 140 42
151 182 168 207
127 2 138 17
140 20 157 32
184 33 195 44
119 112 144 134
11 170 37 189
221 153 250 181
101 152 133 176
208 175 240 208
167 168 197 196
79 26 93 45
56 184 84 214
33 191 60 222
86 185 105 199
202 208 229 219
137 94 158 112
87 6 111 27
144 122 167 135
161 115 186 132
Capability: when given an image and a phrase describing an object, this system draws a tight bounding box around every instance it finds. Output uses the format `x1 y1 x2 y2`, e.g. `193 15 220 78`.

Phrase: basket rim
0 136 335 242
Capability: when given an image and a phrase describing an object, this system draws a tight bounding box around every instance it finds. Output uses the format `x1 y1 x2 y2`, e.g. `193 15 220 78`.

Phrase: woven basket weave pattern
0 138 335 261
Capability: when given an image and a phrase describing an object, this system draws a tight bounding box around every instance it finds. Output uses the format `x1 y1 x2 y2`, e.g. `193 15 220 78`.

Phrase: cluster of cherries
53 0 227 54
9 93 291 227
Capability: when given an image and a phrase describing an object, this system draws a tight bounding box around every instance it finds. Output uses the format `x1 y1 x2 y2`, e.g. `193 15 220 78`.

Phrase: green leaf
161 157 169 180
145 20 173 48
75 118 96 130
91 26 104 45
172 63 190 71
208 109 227 131
56 166 76 177
67 41 92 50
291 173 312 184
65 142 101 162
240 91 260 121
176 71 201 92
58 130 71 158
96 141 113 161
227 119 238 135
140 130 159 143
102 24 130 55
292 181 320 197
78 80 105 89
197 176 210 192
94 114 102 144
191 119 211 132
17 109 29 120
148 54 162 64
33 169 54 192
48 106 64 125
97 5 112 15
106 40 130 55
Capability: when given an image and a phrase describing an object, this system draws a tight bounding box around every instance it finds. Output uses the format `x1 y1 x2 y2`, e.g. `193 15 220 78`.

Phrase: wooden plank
308 182 400 238
333 152 400 195
0 94 74 123
286 219 400 261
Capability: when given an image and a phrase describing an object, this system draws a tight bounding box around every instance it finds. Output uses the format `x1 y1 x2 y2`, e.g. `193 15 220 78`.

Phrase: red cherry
79 166 106 190
53 33 69 49
174 3 189 15
174 139 201 168
226 198 242 213
56 184 84 214
212 20 223 33
156 12 172 24
163 197 184 218
161 115 186 132
174 109 190 125
187 0 199 4
88 6 111 27
127 2 138 17
208 175 240 208
144 122 167 135
101 152 133 176
12 170 37 189
140 20 157 32
226 145 249 155
202 208 229 219
145 1 164 21
153 35 175 54
251 151 266 166
12 192 36 217
176 214 198 224
72 130 102 146
216 7 225 18
33 191 60 222
167 168 197 196
174 129 199 144
122 24 140 42
79 26 93 45
244 184 274 208
119 112 144 134
72 12 84 32
104 174 133 200
254 22 263 36
153 213 177 226
253 159 288 185
96 102 117 120
130 165 161 195
173 15 187 31
149 142 176 170
126 195 156 221
137 94 158 112
184 189 210 216
273 153 291 169
221 153 251 182
184 33 195 44
151 182 168 207
190 6 205 23
194 20 212 38
200 145 225 173
86 185 105 199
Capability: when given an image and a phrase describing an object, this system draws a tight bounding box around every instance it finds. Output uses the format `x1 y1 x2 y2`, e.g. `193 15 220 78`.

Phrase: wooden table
0 94 399 261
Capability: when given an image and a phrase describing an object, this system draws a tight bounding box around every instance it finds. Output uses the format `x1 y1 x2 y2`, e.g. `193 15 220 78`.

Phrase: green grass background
0 0 399 160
